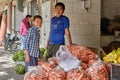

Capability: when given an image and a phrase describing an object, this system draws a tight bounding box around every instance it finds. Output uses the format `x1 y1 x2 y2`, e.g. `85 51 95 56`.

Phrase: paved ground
0 47 24 80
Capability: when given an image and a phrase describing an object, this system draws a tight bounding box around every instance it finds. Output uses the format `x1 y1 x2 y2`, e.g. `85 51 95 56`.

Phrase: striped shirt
23 26 41 58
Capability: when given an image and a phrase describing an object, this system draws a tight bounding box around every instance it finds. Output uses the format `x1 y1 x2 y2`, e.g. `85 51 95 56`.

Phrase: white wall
41 0 101 48
102 0 120 19
41 1 50 48
15 8 24 31
58 0 101 48
15 7 28 31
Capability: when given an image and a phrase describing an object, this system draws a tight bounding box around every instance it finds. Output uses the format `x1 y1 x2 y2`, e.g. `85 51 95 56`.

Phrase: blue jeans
25 56 38 72
20 35 25 50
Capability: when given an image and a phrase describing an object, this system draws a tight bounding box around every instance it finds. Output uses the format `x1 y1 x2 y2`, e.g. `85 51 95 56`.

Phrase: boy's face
55 6 64 17
33 18 42 28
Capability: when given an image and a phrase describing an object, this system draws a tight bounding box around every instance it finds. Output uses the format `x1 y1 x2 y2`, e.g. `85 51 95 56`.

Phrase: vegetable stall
22 45 112 80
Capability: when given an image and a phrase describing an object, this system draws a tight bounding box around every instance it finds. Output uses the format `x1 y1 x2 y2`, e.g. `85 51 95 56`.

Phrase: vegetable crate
111 63 120 80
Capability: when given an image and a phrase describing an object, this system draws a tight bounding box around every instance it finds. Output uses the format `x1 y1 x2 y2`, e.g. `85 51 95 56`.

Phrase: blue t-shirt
50 15 69 44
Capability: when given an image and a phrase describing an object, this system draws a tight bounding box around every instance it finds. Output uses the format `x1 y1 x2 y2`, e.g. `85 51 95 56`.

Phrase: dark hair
55 2 65 11
26 15 32 18
33 15 42 21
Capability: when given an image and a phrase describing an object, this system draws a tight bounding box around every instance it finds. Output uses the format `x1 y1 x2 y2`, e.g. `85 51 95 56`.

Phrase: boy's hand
40 56 45 61
24 50 30 62
25 54 30 62
46 43 49 50
46 37 50 50
42 56 45 60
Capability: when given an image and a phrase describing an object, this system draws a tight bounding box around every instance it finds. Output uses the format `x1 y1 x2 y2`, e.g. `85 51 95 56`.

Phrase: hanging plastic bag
56 45 80 72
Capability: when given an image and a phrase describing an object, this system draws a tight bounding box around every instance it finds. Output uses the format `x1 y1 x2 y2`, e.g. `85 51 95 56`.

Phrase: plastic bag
49 69 67 80
67 69 91 80
38 61 53 79
86 59 110 80
56 45 80 72
48 57 58 68
80 62 88 70
24 66 42 80
67 45 98 63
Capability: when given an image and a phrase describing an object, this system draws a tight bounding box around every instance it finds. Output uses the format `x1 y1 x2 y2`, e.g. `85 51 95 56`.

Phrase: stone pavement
0 47 24 80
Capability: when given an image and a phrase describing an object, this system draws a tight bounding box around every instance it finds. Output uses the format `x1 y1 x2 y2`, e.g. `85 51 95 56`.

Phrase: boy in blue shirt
45 2 72 60
23 15 43 72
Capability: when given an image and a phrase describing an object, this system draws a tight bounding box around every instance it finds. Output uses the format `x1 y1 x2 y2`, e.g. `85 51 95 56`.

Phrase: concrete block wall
50 0 56 18
102 0 120 19
41 0 101 48
41 1 51 47
15 7 29 31
15 8 24 31
57 0 101 48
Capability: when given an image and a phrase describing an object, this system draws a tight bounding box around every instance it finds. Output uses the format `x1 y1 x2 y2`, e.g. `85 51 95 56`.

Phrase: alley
0 47 24 80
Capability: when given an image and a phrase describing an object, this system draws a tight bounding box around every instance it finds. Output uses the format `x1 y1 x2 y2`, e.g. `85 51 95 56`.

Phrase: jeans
25 56 38 72
20 35 25 50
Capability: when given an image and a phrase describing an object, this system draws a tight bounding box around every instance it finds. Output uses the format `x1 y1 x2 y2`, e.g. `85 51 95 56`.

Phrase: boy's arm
24 29 32 50
24 50 30 62
46 33 50 49
24 29 32 62
65 28 72 46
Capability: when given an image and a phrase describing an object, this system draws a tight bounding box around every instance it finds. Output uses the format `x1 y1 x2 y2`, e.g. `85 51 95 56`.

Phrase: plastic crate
111 63 120 80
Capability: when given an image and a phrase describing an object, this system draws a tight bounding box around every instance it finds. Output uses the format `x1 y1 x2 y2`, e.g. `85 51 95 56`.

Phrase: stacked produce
15 64 25 74
24 66 42 80
67 69 91 80
24 57 58 80
87 60 110 80
103 48 120 64
67 45 98 63
49 69 67 80
12 50 25 74
88 59 97 67
38 61 53 79
12 50 25 61
80 62 88 70
56 46 80 72
24 45 110 80
25 73 42 80
48 57 58 68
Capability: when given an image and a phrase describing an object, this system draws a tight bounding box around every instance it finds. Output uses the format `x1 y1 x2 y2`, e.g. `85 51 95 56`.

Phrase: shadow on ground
0 48 24 80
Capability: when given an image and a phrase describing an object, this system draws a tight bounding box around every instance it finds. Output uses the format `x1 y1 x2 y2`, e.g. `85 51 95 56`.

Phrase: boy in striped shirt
23 15 43 72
